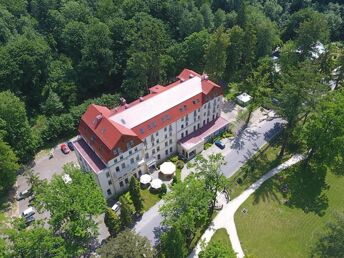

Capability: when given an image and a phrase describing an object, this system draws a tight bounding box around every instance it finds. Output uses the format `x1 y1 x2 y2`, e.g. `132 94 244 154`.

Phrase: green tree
204 27 230 81
0 33 51 112
33 165 106 256
8 224 67 258
160 175 212 243
242 57 274 126
161 226 187 258
0 91 36 163
193 154 227 214
199 240 236 258
200 3 214 31
0 139 19 193
312 212 344 258
104 207 121 237
98 230 155 258
301 89 344 169
41 90 64 116
272 61 326 158
129 176 143 214
119 196 133 228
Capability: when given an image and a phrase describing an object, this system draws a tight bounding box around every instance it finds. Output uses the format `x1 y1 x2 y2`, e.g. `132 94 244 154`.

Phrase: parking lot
15 142 78 220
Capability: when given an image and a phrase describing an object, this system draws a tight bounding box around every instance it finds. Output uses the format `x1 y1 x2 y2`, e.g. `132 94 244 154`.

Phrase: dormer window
140 128 144 134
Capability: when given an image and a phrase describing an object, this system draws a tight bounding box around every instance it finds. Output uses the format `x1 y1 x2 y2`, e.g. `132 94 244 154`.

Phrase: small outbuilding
236 92 252 106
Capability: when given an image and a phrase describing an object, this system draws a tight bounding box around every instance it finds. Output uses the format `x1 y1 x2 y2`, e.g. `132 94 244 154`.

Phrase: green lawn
209 228 232 248
140 188 162 211
235 166 344 258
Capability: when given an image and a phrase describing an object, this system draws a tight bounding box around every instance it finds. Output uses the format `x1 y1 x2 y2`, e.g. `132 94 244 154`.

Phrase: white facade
76 96 224 199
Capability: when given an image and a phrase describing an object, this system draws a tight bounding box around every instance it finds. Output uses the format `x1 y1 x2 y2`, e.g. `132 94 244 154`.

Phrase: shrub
175 160 184 169
160 183 167 197
172 176 178 185
170 155 179 163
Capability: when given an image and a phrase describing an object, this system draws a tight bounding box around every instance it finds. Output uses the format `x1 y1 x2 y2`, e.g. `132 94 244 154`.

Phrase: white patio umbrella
140 174 152 185
160 161 176 176
151 178 162 189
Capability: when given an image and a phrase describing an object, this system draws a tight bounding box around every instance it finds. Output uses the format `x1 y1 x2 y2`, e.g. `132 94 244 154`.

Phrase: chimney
120 97 126 105
139 97 144 102
94 114 103 128
124 104 129 109
201 74 209 81
189 74 194 78
180 78 185 82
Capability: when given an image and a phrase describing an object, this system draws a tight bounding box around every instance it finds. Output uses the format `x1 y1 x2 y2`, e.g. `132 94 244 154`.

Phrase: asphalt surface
134 115 284 245
16 145 78 220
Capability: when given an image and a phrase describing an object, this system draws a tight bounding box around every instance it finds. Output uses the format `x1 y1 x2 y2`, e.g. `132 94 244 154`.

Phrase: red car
60 144 70 154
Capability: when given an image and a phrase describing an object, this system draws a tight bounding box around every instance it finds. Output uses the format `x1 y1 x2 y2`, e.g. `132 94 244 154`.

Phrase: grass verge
235 166 344 258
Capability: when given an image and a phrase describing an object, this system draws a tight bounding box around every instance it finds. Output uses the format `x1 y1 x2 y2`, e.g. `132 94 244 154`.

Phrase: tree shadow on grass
284 163 329 216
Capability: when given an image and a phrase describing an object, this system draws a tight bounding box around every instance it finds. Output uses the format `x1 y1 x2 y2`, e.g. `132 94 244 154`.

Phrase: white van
22 207 35 218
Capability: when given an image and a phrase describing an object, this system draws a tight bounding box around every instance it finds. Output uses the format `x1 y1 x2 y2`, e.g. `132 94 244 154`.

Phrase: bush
170 155 179 163
160 183 167 197
172 176 178 185
175 160 184 169
204 143 212 150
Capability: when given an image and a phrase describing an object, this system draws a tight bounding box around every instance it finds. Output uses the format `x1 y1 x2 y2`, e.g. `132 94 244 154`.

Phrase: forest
0 0 342 191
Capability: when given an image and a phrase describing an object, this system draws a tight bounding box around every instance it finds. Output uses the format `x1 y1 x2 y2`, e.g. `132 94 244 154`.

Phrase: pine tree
129 176 143 214
104 208 121 237
119 196 133 228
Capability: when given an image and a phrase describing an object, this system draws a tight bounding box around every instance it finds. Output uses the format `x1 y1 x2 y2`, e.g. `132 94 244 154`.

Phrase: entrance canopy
160 162 176 176
140 174 152 184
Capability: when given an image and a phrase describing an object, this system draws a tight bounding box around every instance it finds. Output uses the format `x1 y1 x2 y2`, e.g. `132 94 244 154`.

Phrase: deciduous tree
161 226 187 258
0 139 19 193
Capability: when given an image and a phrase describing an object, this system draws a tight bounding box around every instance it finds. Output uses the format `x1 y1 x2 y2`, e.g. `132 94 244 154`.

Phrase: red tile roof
78 69 223 164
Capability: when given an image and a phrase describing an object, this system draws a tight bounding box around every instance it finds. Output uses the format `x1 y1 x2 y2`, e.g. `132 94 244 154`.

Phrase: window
165 134 167 139
186 130 188 136
120 155 123 160
169 125 172 131
164 127 167 132
125 178 129 184
107 189 112 195
169 139 172 144
165 150 168 155
116 167 120 172
138 170 142 176
136 155 140 161
106 172 110 178
165 142 168 147
152 149 155 154
114 158 117 164
153 121 157 127
145 153 149 159
120 181 124 187
121 163 126 169
156 132 159 136
135 147 138 152
170 147 173 153
130 158 134 164
140 128 145 134
181 124 184 129
157 154 161 160
169 132 172 137
129 150 132 155
156 139 159 144
181 133 184 138
157 146 160 152
108 180 112 185
194 125 196 131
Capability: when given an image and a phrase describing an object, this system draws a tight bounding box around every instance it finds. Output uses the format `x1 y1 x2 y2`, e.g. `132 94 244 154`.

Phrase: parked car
25 215 35 225
111 201 121 213
67 141 74 151
16 189 31 201
215 140 225 150
22 207 35 218
28 195 35 203
60 144 70 154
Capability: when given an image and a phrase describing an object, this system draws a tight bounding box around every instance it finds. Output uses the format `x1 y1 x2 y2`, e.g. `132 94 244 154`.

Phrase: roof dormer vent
120 97 126 105
189 74 194 78
201 74 209 81
139 97 144 102
94 114 103 128
124 104 129 109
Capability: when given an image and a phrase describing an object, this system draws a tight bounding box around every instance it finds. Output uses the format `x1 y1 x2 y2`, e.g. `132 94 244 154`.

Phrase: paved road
16 145 78 219
135 113 284 245
190 154 304 258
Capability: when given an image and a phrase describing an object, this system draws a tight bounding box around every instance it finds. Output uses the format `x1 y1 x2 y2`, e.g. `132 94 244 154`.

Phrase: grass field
235 165 344 258
140 188 162 211
209 228 232 248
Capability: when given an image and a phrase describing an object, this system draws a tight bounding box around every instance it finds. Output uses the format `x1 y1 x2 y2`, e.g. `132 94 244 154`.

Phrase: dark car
25 215 35 225
67 141 74 151
15 189 32 201
215 140 225 150
60 144 70 154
